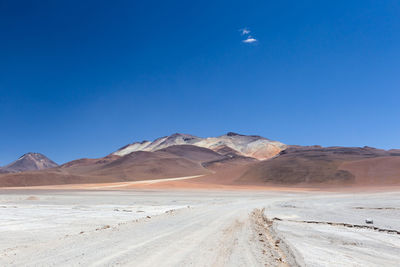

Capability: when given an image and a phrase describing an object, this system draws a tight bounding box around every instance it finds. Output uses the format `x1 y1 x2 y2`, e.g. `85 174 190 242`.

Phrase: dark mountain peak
225 132 263 139
164 133 200 142
168 133 197 138
226 132 243 137
170 133 184 137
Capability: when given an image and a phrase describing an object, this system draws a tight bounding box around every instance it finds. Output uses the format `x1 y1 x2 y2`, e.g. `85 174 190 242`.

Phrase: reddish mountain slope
339 156 400 185
0 145 217 187
237 146 400 186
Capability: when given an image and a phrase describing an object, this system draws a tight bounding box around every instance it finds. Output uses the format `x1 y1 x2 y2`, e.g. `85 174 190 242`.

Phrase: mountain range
112 132 286 160
1 132 400 187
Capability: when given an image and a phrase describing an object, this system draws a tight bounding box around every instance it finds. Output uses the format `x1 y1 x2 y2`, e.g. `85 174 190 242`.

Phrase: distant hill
0 153 58 173
0 145 220 187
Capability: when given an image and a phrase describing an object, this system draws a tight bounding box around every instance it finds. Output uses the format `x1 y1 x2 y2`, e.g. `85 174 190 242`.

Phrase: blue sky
1 0 400 164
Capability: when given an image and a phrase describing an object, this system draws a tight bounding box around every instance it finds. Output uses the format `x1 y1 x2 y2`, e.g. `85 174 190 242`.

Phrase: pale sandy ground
0 188 399 266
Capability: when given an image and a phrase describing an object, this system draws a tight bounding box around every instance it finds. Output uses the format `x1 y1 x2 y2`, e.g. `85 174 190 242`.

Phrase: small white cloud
242 37 257 43
241 28 250 35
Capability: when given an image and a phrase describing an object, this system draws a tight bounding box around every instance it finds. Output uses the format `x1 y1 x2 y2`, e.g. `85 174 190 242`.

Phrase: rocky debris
251 208 300 266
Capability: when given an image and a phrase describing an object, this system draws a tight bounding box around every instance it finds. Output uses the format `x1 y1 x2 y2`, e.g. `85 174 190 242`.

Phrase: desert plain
1 133 400 266
1 182 399 267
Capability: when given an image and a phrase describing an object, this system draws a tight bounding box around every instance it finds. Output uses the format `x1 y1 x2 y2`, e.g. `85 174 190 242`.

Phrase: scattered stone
365 219 374 224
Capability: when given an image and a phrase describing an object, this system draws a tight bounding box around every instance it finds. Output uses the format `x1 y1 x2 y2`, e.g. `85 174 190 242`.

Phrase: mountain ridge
112 132 286 160
1 133 400 188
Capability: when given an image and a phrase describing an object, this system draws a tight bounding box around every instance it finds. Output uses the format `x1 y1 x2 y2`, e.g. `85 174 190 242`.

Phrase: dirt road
0 190 294 266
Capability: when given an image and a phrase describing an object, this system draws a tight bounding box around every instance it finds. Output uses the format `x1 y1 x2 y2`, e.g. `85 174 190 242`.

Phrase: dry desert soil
1 181 400 267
